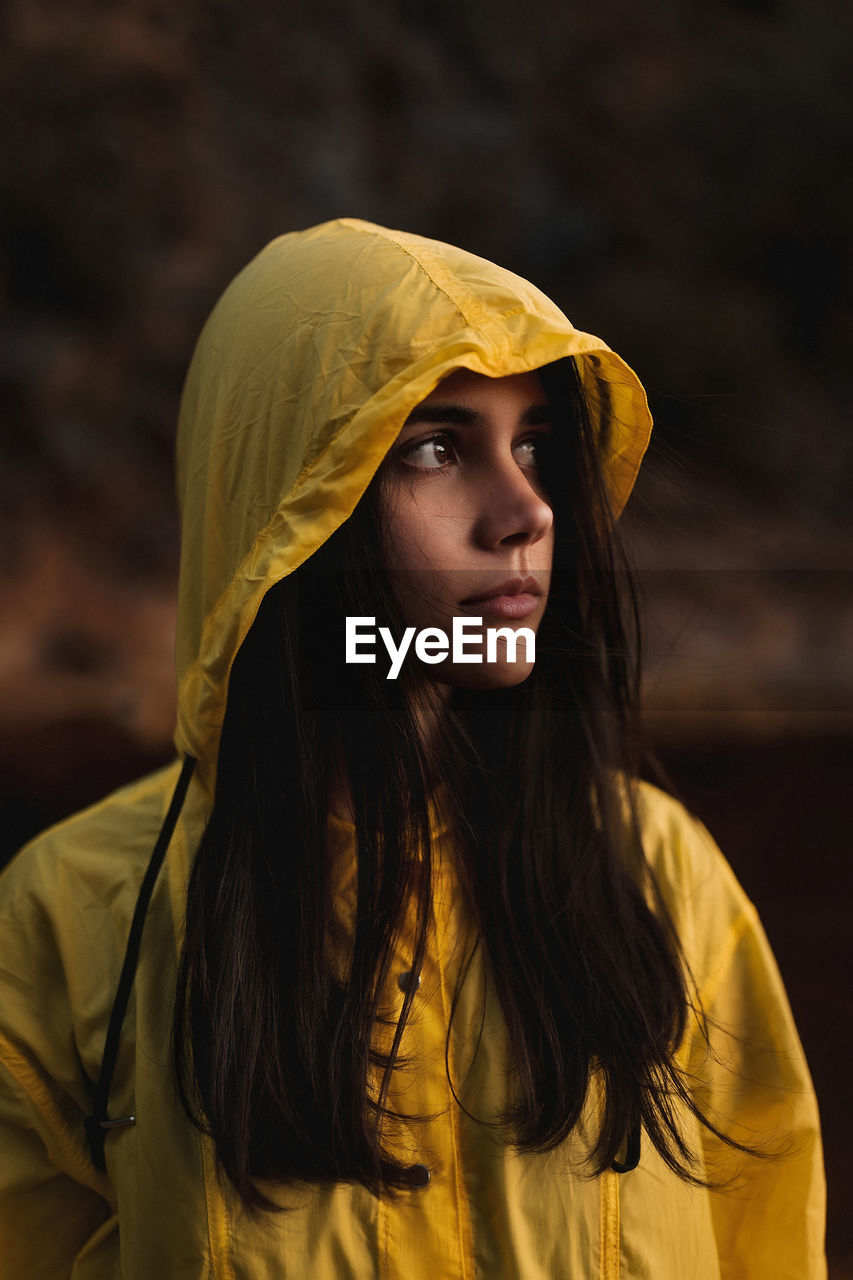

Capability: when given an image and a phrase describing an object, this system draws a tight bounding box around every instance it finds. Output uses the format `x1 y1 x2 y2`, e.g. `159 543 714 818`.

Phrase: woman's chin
433 660 536 691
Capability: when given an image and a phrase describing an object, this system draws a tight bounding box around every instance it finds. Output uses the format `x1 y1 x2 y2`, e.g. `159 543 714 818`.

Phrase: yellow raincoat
0 219 825 1278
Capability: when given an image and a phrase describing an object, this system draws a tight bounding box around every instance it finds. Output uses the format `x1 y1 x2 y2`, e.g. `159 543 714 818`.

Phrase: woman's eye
399 434 456 469
513 436 545 468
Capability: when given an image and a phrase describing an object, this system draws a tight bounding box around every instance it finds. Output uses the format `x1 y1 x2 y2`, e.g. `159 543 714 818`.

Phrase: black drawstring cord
610 1118 641 1173
84 754 640 1177
85 754 196 1171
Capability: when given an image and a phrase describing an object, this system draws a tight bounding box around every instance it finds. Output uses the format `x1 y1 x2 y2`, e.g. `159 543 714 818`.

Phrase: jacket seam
599 1169 620 1280
345 221 497 337
694 909 757 1015
434 917 475 1280
200 1132 236 1280
380 1189 390 1279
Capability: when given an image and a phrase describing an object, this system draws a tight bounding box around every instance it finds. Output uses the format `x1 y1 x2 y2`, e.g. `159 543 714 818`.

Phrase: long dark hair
174 357 712 1210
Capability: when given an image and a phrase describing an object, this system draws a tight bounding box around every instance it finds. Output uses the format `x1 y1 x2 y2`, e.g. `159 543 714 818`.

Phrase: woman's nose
472 459 554 549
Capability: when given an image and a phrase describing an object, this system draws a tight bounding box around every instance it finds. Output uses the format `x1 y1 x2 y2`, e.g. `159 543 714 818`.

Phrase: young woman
0 218 825 1278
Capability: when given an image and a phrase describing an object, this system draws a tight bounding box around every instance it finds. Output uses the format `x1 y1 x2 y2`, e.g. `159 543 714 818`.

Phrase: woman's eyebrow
521 404 552 425
402 403 552 428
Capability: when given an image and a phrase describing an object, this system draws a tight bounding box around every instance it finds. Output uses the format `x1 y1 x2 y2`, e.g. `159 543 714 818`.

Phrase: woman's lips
461 592 540 620
460 576 542 619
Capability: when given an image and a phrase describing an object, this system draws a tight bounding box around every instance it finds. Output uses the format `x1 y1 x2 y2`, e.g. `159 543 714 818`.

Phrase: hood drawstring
610 1118 642 1173
85 755 196 1172
84 751 641 1177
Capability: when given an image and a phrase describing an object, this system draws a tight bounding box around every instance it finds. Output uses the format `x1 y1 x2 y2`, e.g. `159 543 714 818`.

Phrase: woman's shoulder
0 766 186 1247
630 779 761 993
632 778 753 902
2 760 182 905
0 761 184 1015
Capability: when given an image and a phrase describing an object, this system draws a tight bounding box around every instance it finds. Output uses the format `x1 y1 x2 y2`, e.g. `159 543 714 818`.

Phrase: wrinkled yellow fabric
0 773 825 1278
0 219 826 1277
171 219 652 791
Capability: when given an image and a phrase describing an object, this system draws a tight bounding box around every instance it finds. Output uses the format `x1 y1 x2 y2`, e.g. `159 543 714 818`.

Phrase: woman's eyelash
398 432 457 468
398 431 550 470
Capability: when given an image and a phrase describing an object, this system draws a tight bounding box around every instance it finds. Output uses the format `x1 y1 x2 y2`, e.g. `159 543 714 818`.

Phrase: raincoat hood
173 217 652 777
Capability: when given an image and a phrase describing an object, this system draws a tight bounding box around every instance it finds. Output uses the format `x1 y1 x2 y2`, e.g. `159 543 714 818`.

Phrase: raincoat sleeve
0 1057 115 1278
0 830 117 1278
643 785 827 1280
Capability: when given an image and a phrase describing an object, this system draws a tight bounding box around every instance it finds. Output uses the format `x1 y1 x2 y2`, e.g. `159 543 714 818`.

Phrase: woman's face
377 368 554 689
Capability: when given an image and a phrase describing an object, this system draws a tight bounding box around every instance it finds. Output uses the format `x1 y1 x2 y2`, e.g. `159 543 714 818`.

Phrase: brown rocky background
1 0 851 1270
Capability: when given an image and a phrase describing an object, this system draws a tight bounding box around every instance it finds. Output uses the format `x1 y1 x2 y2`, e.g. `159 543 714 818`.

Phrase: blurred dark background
1 0 850 1270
